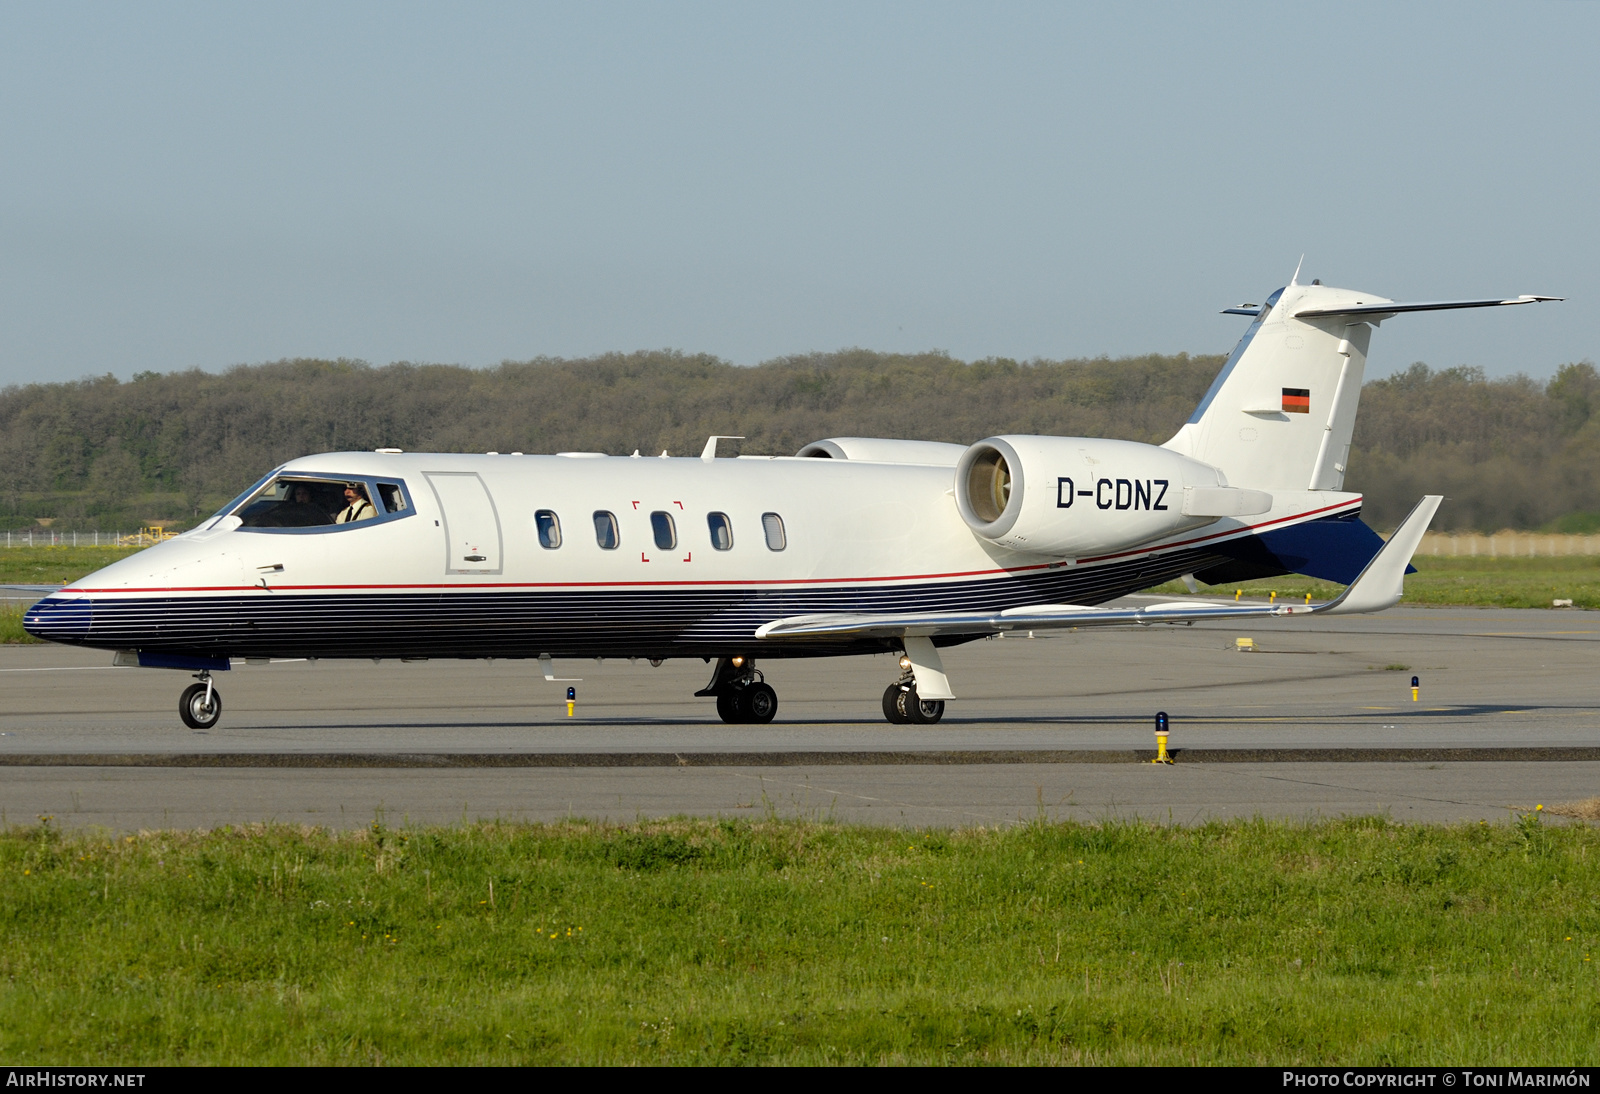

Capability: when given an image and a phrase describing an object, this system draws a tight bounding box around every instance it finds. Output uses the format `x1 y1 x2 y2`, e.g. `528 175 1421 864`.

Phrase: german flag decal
1282 388 1311 414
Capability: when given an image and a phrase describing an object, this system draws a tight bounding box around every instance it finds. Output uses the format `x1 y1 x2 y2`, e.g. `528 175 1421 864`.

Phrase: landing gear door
425 472 503 574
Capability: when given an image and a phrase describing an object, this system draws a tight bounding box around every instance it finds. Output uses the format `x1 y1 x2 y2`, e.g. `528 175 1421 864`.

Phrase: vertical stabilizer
1163 281 1381 492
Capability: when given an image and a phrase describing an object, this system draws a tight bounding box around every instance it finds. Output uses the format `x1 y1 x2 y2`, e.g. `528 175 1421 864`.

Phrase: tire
897 684 944 725
741 683 778 724
882 683 911 724
716 693 743 724
179 682 222 729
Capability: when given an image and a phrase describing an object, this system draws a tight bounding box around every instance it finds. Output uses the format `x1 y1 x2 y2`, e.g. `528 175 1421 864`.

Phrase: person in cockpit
336 482 376 523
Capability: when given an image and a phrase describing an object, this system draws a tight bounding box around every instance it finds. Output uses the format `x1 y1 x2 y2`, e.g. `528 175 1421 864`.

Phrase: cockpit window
233 475 413 531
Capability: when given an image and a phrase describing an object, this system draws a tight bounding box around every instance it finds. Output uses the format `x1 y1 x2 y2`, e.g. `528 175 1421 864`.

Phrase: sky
1 2 1594 386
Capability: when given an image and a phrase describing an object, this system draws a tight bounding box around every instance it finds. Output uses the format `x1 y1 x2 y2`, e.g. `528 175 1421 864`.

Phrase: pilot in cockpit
336 481 377 523
260 482 332 526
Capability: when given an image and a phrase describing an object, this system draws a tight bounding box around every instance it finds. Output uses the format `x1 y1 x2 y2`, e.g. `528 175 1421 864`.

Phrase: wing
756 496 1442 641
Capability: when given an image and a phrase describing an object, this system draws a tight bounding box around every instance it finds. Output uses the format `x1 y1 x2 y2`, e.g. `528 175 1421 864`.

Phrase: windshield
231 475 409 529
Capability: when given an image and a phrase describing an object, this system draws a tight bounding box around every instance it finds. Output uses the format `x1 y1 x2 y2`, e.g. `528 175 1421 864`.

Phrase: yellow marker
1234 589 1242 601
1269 590 1277 604
566 686 576 717
1235 637 1255 652
1411 675 1419 702
1305 593 1312 605
1153 712 1173 764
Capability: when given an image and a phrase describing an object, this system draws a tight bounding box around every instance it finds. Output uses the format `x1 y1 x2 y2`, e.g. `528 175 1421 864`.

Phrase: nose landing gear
697 656 778 724
178 671 223 729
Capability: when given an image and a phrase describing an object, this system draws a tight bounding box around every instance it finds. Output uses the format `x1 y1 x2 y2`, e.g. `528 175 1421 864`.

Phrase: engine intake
954 436 1269 557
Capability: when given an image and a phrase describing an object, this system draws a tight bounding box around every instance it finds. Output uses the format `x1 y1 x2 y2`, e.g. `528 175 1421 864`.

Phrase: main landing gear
178 671 222 729
882 655 944 725
697 656 778 724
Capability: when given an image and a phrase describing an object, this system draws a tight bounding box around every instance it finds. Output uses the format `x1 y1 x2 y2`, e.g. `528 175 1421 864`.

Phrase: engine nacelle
796 437 967 466
954 436 1270 557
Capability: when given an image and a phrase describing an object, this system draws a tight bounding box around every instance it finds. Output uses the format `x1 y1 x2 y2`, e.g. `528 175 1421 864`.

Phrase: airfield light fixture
1153 712 1173 765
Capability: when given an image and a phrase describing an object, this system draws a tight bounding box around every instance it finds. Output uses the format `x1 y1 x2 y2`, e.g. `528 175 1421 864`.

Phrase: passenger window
762 512 786 551
536 510 562 549
593 511 619 550
707 512 733 551
378 483 407 513
651 511 677 551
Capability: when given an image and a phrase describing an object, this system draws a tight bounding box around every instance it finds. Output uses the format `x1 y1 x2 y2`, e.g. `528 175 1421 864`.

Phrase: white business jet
23 273 1558 729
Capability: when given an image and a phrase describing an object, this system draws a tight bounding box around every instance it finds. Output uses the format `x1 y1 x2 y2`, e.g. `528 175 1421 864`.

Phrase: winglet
1315 495 1442 615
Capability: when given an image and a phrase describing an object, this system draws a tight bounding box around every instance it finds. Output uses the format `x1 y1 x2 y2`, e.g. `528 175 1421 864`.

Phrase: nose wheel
179 674 222 729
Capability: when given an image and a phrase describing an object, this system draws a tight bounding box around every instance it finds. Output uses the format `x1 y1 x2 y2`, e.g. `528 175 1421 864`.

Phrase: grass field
0 545 144 586
0 547 144 643
2 548 1595 644
2 815 1597 1065
1144 555 1600 610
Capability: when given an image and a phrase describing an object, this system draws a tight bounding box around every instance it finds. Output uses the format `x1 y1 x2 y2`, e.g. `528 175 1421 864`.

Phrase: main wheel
882 683 911 724
716 693 743 724
740 682 778 724
897 684 944 725
179 682 222 729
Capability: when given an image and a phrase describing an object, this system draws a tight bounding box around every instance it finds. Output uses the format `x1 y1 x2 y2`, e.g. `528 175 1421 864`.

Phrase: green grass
3 815 1598 1065
0 547 143 643
0 605 36 644
1150 555 1600 610
0 545 143 586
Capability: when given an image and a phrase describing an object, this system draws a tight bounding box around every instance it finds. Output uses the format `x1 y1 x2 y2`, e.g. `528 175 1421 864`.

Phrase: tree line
0 351 1595 533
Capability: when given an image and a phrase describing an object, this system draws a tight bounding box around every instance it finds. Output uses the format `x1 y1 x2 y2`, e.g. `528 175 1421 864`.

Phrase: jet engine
953 436 1272 557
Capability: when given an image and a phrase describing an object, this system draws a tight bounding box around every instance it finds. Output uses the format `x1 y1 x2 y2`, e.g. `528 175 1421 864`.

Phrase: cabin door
425 472 503 574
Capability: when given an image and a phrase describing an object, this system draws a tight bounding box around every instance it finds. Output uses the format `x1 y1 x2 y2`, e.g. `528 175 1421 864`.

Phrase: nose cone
22 596 93 641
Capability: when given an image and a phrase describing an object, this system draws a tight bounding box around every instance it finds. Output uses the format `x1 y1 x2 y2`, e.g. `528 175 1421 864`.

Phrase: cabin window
650 511 677 551
536 510 562 549
707 512 733 551
762 512 786 551
593 510 620 550
378 483 408 512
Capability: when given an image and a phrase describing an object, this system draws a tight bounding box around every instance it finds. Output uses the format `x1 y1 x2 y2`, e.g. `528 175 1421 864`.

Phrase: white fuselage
32 448 1358 663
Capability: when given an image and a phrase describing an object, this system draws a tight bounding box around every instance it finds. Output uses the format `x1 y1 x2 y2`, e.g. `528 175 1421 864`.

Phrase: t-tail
1163 269 1559 493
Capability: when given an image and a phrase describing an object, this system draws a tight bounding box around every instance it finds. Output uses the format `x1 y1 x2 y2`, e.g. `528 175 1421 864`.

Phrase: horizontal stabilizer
1294 295 1560 320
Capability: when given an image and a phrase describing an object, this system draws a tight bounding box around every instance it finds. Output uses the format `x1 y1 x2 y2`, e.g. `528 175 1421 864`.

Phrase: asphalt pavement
1 605 1595 829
